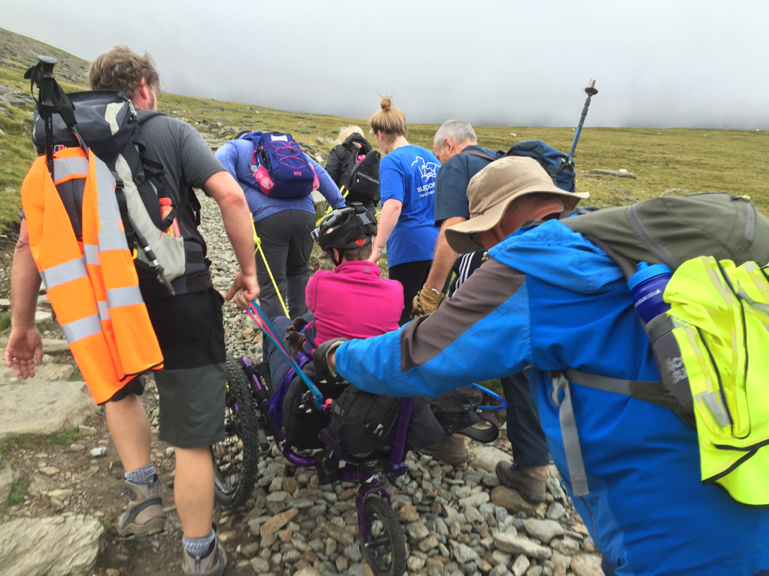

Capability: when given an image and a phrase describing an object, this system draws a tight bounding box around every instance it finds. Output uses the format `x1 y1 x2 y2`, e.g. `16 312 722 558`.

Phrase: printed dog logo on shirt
412 156 439 198
411 156 440 181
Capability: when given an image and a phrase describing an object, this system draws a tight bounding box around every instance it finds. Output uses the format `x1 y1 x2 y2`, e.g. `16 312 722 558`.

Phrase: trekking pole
568 79 598 162
127 214 175 296
33 56 59 175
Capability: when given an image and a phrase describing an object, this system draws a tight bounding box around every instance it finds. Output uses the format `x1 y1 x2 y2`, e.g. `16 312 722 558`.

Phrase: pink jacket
305 260 403 346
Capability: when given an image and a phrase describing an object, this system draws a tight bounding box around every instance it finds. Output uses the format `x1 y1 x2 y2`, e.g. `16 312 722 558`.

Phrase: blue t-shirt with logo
379 145 441 267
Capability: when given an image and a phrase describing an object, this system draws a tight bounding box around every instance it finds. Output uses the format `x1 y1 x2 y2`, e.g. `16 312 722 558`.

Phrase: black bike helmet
312 203 377 265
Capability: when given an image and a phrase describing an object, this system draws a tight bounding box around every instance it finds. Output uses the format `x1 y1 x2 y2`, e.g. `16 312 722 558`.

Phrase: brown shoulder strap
461 149 496 162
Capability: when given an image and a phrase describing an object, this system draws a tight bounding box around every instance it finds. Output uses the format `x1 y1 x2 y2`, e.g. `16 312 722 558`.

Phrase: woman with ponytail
367 96 441 325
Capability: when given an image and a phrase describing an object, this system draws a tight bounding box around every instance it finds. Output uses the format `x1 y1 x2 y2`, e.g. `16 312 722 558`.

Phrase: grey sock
124 464 156 485
183 529 216 559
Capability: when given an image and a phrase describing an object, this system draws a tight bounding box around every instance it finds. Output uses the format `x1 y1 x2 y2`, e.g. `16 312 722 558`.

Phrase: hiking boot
495 461 547 503
421 434 468 466
117 474 166 539
182 536 227 575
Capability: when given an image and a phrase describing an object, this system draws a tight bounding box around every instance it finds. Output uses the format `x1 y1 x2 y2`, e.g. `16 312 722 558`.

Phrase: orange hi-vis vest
21 147 163 404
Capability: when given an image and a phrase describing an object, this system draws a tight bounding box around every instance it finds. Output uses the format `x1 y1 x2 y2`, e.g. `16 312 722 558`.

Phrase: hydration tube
245 301 327 411
471 383 508 411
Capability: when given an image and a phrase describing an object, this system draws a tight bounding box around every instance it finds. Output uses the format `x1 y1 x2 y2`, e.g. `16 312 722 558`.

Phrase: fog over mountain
2 0 767 129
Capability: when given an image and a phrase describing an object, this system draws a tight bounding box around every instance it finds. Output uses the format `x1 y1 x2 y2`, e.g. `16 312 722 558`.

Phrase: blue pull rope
471 383 508 411
248 301 326 411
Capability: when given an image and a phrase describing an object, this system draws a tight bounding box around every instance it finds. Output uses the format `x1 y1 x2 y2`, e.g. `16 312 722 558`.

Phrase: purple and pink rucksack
243 132 319 199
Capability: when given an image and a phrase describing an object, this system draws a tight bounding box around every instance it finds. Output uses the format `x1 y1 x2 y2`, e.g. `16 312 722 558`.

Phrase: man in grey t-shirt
6 47 257 575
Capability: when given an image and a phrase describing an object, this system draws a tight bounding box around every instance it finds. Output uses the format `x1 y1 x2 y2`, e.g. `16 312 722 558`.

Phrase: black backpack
281 363 346 450
330 385 498 458
345 150 381 210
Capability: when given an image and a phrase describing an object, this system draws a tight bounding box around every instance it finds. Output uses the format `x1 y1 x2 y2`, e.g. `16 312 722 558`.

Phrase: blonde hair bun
380 96 393 111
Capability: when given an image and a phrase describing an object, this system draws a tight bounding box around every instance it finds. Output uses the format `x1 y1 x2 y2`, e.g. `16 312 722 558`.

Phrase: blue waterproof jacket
215 133 345 222
335 220 769 576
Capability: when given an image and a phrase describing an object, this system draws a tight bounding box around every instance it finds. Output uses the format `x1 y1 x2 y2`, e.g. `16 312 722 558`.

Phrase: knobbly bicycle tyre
360 496 407 576
212 357 260 509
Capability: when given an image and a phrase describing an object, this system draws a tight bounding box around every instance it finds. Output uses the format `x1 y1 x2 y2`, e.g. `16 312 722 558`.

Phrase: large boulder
0 515 104 575
0 381 97 436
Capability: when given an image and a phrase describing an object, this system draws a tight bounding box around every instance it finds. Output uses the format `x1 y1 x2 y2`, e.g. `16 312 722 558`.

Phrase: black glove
313 338 347 385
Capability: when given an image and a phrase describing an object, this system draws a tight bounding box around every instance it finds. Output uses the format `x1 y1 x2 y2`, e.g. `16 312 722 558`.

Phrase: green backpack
556 193 769 506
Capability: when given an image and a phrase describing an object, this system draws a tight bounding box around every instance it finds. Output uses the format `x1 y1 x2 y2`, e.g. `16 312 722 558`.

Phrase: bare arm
424 216 467 292
368 198 402 263
5 219 44 378
203 171 259 306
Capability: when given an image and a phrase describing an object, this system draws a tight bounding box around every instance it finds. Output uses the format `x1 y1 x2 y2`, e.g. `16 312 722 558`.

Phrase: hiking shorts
144 287 227 449
103 375 146 405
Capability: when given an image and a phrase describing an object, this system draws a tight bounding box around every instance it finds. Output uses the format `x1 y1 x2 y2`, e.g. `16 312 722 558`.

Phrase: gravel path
1 192 604 576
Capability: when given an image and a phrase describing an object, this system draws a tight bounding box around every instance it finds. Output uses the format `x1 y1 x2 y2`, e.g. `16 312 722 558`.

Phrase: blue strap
471 383 508 411
249 301 326 411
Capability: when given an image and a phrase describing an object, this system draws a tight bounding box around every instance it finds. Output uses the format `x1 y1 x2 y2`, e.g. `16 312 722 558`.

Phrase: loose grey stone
465 506 484 523
491 550 512 566
321 522 354 546
546 502 566 520
459 492 489 508
435 517 449 537
308 503 327 518
344 542 362 562
588 168 637 179
283 549 302 563
250 556 270 573
551 552 571 569
551 536 580 555
408 555 426 571
419 535 439 552
407 521 430 541
489 564 510 576
521 518 564 544
452 542 479 563
512 554 530 576
89 447 107 458
493 533 552 560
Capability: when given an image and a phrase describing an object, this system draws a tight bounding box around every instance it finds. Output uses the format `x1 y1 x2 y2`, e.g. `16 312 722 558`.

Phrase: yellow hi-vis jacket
665 256 769 506
21 147 163 404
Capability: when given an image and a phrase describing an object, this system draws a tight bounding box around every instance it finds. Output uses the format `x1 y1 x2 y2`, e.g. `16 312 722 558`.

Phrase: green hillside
1 26 768 232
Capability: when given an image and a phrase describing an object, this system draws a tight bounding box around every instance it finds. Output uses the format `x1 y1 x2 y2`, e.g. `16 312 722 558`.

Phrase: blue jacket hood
488 219 625 295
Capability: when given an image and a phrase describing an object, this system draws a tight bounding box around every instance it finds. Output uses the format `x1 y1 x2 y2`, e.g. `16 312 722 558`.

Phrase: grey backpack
32 89 203 293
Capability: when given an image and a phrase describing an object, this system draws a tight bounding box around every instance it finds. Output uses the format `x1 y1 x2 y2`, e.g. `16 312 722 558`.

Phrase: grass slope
1 49 768 230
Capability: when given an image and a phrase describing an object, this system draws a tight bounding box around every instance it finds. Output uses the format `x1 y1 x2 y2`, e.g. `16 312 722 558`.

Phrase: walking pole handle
37 56 59 175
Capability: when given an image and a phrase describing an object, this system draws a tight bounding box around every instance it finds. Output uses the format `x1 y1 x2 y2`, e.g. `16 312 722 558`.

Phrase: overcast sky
3 1 768 129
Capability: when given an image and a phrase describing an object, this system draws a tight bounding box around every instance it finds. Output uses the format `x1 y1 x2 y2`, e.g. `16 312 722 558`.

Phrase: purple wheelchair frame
238 356 413 545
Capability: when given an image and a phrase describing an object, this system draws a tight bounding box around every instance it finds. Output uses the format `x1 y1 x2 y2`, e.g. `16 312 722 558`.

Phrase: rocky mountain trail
0 194 603 576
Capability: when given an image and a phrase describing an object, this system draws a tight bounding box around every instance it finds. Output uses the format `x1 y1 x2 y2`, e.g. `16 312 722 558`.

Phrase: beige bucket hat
445 156 589 254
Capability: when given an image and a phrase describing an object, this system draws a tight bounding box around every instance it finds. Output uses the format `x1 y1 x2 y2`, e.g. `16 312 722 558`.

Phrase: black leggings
388 260 432 326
